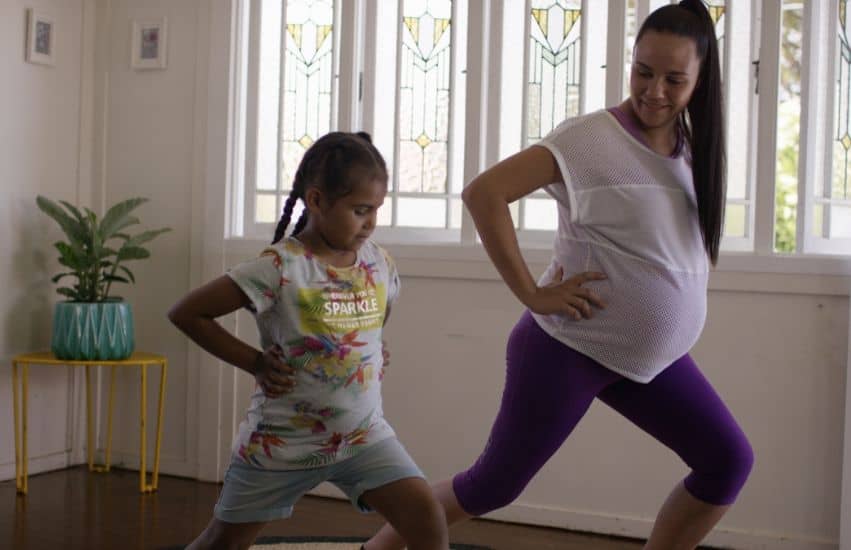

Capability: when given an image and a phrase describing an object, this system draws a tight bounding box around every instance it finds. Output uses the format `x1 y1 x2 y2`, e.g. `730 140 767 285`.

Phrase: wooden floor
0 466 646 550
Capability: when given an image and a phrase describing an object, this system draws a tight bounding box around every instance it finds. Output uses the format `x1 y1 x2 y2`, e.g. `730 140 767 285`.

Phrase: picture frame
26 8 55 66
130 17 168 70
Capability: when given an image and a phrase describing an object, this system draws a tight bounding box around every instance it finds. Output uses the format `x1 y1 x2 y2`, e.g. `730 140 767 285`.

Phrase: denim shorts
213 437 425 523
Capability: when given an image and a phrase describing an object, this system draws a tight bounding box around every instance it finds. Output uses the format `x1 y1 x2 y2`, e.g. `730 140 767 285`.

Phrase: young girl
365 2 753 550
169 132 448 550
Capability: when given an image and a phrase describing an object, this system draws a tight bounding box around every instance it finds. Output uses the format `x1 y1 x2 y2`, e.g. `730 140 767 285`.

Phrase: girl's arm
168 276 295 395
462 145 606 319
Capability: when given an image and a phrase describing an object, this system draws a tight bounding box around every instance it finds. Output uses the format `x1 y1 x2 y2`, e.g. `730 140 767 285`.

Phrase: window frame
229 0 851 274
807 0 851 254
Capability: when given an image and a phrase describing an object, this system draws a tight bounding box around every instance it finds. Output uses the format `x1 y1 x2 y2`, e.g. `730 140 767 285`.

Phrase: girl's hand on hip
254 344 296 398
380 340 390 380
525 266 607 319
382 340 390 369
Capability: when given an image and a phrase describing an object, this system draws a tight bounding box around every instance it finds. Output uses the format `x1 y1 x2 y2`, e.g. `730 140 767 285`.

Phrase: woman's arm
462 145 606 319
168 276 295 396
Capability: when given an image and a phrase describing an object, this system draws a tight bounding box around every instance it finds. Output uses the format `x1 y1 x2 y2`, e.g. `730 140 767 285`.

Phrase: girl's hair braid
270 131 388 245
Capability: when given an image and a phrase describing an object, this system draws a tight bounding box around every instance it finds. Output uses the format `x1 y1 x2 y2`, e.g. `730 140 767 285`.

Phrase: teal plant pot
51 301 135 360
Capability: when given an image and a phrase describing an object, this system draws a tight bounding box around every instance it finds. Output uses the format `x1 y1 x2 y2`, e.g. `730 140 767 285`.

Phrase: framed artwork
26 9 55 66
131 17 168 70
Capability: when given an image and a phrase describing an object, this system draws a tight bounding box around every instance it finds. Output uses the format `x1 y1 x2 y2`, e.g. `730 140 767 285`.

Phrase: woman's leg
365 312 620 549
597 354 754 550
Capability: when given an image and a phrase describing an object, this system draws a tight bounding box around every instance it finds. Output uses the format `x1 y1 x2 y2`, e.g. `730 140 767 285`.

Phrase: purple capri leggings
453 311 754 515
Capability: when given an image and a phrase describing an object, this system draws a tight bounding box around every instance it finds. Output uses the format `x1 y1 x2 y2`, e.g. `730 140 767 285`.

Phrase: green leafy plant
36 196 171 302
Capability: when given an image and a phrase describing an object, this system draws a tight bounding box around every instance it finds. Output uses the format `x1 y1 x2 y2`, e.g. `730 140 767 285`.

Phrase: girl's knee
394 497 448 545
189 519 261 550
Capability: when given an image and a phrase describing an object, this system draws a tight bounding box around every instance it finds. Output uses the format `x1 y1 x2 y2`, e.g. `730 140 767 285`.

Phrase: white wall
85 0 206 480
0 0 208 482
0 0 89 480
1 1 850 549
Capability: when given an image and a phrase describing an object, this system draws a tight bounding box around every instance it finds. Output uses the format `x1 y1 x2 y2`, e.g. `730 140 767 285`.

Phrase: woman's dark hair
271 131 388 244
637 0 725 265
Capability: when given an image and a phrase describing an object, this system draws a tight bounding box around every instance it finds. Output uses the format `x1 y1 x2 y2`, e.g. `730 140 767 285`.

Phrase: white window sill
225 238 851 297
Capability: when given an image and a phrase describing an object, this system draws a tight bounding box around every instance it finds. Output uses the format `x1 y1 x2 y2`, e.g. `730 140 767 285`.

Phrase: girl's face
308 177 387 252
629 30 701 131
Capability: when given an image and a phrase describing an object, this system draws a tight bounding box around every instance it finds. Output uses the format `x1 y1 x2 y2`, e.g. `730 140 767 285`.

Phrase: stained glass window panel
256 193 279 224
257 0 283 191
831 206 851 237
281 0 334 192
723 0 752 203
834 0 851 200
526 0 581 146
398 0 453 194
705 1 725 73
397 197 447 227
524 198 558 230
724 204 746 238
813 203 825 237
377 201 393 227
624 0 637 99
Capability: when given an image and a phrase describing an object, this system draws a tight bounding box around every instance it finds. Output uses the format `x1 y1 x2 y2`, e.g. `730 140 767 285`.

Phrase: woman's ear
303 187 323 214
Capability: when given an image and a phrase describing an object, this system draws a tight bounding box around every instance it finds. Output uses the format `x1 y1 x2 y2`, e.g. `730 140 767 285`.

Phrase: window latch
752 59 760 94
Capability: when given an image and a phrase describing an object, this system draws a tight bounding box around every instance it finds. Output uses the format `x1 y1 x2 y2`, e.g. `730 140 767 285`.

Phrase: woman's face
629 30 702 131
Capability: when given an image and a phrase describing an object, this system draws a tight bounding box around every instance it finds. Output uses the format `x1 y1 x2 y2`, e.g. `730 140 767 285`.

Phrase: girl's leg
365 312 620 550
362 478 470 550
191 459 315 550
360 477 449 550
597 354 754 550
186 518 267 550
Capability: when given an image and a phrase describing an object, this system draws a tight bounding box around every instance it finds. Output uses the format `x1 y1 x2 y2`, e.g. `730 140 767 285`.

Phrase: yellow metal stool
11 351 167 495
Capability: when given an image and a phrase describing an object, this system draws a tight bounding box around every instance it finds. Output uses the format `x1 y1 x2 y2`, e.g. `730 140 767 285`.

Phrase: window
232 0 850 257
520 0 584 232
820 0 851 250
375 0 468 235
242 0 337 237
754 0 851 255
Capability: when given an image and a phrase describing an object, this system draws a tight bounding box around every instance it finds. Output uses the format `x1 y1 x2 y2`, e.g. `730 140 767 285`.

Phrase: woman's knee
687 432 754 505
454 470 528 516
717 430 755 485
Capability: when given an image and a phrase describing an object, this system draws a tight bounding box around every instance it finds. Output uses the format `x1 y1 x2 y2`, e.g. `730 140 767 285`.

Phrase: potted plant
36 196 170 360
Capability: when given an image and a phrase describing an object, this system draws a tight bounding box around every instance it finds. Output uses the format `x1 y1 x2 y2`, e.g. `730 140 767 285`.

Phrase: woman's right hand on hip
525 266 607 319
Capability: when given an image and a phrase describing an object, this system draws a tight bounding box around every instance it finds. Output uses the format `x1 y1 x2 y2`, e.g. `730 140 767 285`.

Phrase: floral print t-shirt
226 237 399 470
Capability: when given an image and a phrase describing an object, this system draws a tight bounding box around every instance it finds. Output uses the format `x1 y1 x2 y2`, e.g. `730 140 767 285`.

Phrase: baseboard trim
0 450 197 483
85 450 197 480
0 451 72 481
483 503 838 550
308 486 838 550
3 463 838 549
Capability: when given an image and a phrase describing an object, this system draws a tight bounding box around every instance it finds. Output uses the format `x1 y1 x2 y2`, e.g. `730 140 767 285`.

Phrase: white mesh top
530 109 709 383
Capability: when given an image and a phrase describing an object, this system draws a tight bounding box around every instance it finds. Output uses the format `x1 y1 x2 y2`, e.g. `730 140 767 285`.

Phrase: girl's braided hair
271 131 388 245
